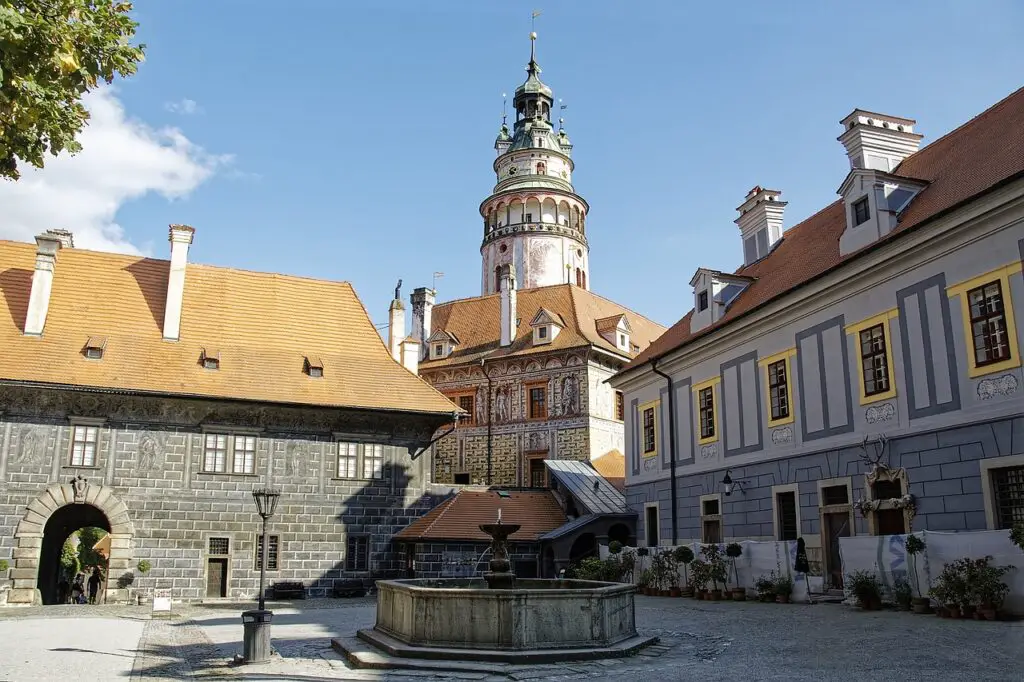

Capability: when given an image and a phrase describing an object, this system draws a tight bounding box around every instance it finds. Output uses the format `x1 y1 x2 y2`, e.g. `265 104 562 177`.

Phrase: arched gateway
8 480 134 605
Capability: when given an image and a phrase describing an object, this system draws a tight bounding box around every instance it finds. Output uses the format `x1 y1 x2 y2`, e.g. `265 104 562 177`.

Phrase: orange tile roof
393 490 567 542
591 449 625 492
626 86 1024 373
421 284 666 368
0 241 457 415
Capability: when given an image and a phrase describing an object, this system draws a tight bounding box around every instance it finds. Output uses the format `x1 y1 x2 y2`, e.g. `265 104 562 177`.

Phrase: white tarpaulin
838 530 1024 614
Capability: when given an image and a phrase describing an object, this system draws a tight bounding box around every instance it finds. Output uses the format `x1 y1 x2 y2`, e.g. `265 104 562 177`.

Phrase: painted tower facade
479 34 591 295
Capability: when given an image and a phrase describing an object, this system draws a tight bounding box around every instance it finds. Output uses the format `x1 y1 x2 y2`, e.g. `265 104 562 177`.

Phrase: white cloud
164 98 200 115
0 88 228 254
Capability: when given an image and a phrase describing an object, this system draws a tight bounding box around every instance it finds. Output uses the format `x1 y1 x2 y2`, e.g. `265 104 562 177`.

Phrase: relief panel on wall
897 273 961 419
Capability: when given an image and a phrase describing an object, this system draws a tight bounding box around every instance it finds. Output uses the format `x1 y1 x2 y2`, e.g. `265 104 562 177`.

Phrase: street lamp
722 469 745 496
242 487 280 663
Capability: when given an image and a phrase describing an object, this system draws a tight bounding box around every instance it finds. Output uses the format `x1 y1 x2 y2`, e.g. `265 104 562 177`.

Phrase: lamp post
242 487 280 663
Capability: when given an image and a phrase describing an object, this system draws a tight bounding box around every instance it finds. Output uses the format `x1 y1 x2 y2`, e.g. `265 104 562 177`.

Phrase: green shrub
0 559 9 573
608 541 623 555
137 559 152 574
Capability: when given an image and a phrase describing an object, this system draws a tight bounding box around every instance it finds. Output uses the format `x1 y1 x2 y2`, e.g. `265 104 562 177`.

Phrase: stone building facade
0 227 457 605
612 87 1024 589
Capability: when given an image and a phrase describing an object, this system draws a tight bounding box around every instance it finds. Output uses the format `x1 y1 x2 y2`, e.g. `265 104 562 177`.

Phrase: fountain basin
373 578 639 651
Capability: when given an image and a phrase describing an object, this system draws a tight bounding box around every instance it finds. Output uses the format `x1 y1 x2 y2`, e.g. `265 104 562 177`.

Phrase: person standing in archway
71 573 85 604
88 568 102 605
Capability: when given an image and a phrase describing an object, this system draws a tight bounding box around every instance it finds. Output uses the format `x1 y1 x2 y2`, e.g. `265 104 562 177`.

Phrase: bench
332 579 367 598
271 581 305 600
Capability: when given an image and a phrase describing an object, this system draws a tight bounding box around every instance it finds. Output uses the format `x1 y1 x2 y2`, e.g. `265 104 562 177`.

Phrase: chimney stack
410 287 435 360
838 110 923 172
23 233 65 336
388 298 406 362
162 224 195 341
735 187 786 266
400 338 420 375
499 264 517 347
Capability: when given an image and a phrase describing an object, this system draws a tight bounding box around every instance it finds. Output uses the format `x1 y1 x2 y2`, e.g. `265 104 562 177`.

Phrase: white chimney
23 233 64 336
410 287 435 360
162 224 195 341
45 229 75 249
400 338 420 375
387 299 405 362
838 110 923 172
499 264 517 348
735 187 786 266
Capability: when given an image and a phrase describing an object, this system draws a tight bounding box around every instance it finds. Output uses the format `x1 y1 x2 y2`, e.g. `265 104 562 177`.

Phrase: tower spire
528 31 539 76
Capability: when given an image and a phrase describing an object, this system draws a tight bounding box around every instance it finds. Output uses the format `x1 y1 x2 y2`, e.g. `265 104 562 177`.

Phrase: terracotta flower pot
775 594 790 604
979 604 998 621
670 587 681 598
660 589 671 597
693 589 703 600
731 588 746 601
710 590 723 601
945 604 960 619
911 597 932 614
960 605 976 619
760 594 773 603
681 587 694 598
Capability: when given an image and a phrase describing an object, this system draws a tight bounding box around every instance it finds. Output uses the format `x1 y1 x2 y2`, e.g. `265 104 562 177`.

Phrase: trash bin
241 609 273 662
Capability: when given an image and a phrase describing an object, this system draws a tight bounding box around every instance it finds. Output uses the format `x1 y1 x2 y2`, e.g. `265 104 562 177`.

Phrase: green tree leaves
0 1 145 179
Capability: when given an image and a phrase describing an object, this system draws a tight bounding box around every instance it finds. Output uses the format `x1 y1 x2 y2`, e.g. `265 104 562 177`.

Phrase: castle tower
479 33 590 295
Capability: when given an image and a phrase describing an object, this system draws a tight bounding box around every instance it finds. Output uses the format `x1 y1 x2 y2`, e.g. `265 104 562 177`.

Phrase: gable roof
393 489 566 542
530 307 567 328
422 284 666 368
625 86 1024 374
544 459 631 514
0 241 457 415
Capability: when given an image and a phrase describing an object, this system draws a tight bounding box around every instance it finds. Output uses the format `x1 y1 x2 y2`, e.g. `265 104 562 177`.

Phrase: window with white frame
362 443 385 480
70 425 99 467
203 433 229 473
233 435 257 474
336 442 359 478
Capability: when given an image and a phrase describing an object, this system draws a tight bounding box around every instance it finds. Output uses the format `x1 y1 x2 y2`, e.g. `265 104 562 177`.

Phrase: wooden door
822 511 851 590
206 558 227 598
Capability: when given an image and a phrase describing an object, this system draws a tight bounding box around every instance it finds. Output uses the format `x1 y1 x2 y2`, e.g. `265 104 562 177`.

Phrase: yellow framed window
759 348 797 427
639 400 659 459
845 310 898 405
948 262 1022 378
692 377 720 445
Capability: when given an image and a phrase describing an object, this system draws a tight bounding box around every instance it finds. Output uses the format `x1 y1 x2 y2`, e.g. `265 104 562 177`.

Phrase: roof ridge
894 85 1024 176
419 493 459 536
565 285 585 336
571 285 667 329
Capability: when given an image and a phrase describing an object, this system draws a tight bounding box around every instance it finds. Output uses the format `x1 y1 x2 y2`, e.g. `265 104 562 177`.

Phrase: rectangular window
203 433 228 473
992 465 1024 530
458 394 475 425
362 443 384 480
642 407 656 454
538 326 548 339
698 290 709 311
852 197 870 226
434 343 444 357
232 435 256 474
453 472 470 485
872 480 902 500
644 505 659 547
776 491 798 541
529 386 547 419
699 387 715 439
821 485 850 506
337 442 358 478
859 324 891 396
209 537 230 555
615 391 624 421
346 535 369 572
968 281 1011 367
529 458 547 488
255 534 279 571
70 425 98 467
767 360 789 421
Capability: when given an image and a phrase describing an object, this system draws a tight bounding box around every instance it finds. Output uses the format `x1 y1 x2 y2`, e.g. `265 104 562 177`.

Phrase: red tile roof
626 86 1024 373
393 490 567 542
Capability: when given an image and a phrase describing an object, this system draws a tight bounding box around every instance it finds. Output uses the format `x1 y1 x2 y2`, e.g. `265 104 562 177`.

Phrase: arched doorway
569 532 598 564
607 523 630 546
38 504 110 604
9 481 134 605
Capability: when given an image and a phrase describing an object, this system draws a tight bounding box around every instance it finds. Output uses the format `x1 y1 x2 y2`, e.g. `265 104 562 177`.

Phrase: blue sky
6 1 1023 330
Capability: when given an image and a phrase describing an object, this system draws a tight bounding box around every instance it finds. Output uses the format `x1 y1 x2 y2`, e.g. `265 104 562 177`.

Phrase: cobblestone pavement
3 596 1023 681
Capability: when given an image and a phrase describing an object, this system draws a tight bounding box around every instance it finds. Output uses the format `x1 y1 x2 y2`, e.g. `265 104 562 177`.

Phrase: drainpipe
481 357 493 485
651 358 679 545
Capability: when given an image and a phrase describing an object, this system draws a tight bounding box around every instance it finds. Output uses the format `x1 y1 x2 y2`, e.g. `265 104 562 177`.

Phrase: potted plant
967 556 1012 621
117 571 135 605
903 535 930 613
1010 522 1024 553
774 572 794 604
892 576 912 611
663 550 682 597
725 543 745 600
931 559 969 618
846 570 882 610
608 540 623 555
700 544 728 601
135 559 152 605
690 558 710 599
638 568 653 595
755 573 776 602
674 546 695 597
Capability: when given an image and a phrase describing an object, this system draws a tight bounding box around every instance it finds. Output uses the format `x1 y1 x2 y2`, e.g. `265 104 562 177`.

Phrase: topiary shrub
137 559 152 574
608 540 623 555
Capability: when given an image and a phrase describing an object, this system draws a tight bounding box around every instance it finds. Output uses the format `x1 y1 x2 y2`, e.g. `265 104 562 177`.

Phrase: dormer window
852 197 870 226
83 336 106 360
427 330 458 359
698 291 709 312
200 348 220 370
538 326 548 339
304 355 324 378
530 308 564 346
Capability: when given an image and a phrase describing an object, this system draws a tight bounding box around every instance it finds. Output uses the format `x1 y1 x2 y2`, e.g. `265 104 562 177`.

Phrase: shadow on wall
0 268 32 332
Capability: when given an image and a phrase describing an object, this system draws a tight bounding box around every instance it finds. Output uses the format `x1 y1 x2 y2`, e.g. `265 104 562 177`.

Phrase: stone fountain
333 512 657 670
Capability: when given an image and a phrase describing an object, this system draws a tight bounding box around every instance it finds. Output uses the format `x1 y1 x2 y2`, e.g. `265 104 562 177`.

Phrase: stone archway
8 481 134 605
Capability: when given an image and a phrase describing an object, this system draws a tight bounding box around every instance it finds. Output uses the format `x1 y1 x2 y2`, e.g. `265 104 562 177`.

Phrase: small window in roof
83 336 107 360
200 348 220 370
304 355 324 378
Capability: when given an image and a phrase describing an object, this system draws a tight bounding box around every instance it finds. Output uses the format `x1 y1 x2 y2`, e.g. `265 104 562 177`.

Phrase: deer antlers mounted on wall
857 434 889 471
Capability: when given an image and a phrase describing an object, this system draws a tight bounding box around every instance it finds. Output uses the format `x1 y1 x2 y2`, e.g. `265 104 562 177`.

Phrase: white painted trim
643 502 661 547
979 453 1024 530
771 483 802 541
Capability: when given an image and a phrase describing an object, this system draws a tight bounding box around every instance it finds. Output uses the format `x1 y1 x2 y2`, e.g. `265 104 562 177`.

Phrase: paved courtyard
0 596 1022 681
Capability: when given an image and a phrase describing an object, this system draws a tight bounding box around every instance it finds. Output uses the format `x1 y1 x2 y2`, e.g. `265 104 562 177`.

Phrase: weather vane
502 92 507 126
531 9 541 32
432 271 444 293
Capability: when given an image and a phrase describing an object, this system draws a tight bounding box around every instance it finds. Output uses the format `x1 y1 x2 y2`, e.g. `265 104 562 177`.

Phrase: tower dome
478 33 590 296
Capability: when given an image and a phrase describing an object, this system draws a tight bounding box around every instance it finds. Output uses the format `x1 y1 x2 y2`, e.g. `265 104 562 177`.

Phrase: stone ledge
333 628 659 668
